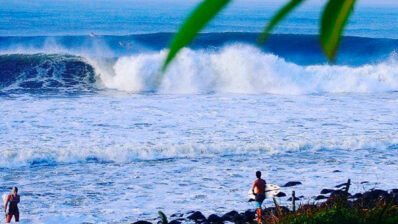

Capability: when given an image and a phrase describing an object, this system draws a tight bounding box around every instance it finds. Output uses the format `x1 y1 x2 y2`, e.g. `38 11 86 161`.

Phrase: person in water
251 171 266 223
4 187 20 223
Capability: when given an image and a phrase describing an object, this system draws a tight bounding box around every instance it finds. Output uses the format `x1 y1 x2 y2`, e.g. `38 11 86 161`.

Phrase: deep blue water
1 0 398 38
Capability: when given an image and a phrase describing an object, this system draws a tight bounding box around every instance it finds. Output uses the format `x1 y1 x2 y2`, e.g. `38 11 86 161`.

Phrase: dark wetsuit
5 194 19 223
252 178 266 208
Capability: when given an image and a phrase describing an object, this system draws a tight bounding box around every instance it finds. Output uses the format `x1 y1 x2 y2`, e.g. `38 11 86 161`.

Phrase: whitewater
1 1 398 223
1 38 398 223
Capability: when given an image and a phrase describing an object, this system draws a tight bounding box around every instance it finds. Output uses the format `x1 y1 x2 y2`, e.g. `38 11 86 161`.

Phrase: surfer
4 187 20 223
251 171 266 223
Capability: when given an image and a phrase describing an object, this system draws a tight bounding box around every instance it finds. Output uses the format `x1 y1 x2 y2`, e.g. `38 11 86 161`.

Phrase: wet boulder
170 213 183 218
241 209 255 222
330 190 350 198
315 195 328 200
207 214 223 224
133 221 152 224
350 193 363 199
283 181 302 187
276 192 286 197
320 189 335 194
221 211 240 222
168 220 182 224
363 189 388 200
335 183 347 188
187 211 206 222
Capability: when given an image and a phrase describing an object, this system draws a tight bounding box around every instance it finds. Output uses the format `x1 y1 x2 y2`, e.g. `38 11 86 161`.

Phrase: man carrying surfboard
4 187 20 223
251 171 266 224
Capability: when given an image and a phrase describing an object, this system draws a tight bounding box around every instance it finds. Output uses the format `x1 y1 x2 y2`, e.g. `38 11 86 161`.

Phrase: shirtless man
5 187 20 223
251 171 266 223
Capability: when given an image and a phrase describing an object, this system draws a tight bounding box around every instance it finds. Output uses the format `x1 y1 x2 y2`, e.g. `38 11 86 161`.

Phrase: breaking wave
2 139 398 168
1 45 398 94
99 45 398 94
0 54 96 92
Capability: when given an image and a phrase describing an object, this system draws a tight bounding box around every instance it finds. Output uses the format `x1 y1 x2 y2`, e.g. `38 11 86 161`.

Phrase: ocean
1 0 398 223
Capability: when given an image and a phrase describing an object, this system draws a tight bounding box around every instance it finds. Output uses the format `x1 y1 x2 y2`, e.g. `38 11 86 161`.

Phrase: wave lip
98 45 398 95
2 45 398 95
0 54 96 92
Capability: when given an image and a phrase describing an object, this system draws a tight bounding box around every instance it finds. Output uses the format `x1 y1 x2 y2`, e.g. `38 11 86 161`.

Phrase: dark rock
169 220 181 224
241 210 255 222
350 193 363 199
187 211 206 221
360 181 369 184
333 170 342 173
320 189 335 194
221 211 240 222
198 221 210 224
170 213 183 218
283 181 302 187
133 221 152 224
207 214 223 224
363 189 388 200
232 213 244 223
330 190 350 198
276 192 287 197
335 183 347 188
315 195 328 200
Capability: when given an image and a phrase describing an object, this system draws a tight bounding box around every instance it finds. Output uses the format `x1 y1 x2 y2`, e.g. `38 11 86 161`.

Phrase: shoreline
133 180 398 224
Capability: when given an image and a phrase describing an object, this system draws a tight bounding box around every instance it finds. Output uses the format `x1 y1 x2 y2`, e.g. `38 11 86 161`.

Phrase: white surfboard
248 184 280 199
2 194 8 207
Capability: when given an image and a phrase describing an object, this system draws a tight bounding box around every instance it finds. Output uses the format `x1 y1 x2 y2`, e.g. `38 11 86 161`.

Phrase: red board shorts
6 212 19 223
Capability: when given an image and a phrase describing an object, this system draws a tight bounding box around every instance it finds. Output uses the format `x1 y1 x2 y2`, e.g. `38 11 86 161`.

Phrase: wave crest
97 45 398 94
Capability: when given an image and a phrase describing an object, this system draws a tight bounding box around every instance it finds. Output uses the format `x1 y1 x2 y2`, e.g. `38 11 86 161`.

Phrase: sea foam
97 45 398 94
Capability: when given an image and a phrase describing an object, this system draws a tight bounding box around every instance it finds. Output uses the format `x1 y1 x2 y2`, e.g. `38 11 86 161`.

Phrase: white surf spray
95 44 398 94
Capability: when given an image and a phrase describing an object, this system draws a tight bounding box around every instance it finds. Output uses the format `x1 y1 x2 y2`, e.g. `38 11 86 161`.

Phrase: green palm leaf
320 0 356 61
258 0 306 44
162 0 232 72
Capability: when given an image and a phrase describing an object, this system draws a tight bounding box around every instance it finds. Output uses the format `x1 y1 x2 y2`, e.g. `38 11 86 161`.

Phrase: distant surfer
4 187 20 223
251 171 266 223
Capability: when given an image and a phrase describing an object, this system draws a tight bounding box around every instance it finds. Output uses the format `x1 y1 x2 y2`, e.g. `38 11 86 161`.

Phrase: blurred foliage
162 0 358 71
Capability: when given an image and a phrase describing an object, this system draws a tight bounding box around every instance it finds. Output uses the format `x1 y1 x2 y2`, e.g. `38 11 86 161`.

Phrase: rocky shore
132 180 398 224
